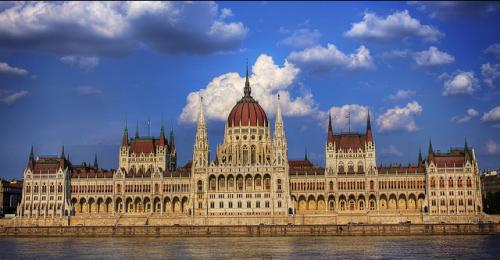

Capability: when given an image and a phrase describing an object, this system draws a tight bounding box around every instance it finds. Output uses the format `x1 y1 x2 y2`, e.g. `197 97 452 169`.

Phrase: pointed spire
135 121 139 139
29 145 34 160
276 93 282 123
169 127 175 150
327 111 334 144
94 153 98 169
122 120 129 146
304 147 308 161
418 146 423 164
198 96 206 126
366 110 373 143
464 137 469 151
159 121 166 147
244 59 251 97
60 145 65 159
428 139 433 154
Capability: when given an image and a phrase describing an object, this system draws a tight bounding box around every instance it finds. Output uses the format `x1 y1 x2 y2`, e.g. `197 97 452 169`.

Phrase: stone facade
16 71 484 224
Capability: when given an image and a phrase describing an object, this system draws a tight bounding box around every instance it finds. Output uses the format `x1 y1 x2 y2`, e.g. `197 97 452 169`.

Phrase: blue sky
1 2 499 179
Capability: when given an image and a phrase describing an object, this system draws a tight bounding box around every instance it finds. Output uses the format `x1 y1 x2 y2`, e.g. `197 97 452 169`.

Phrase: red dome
228 100 268 127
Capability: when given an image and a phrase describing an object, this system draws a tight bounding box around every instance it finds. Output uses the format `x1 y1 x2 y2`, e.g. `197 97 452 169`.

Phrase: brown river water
0 235 499 259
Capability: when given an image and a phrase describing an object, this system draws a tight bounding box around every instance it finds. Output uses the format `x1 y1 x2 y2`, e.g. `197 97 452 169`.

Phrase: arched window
466 177 472 187
329 181 334 190
370 180 374 190
348 161 354 173
448 177 454 188
277 179 282 190
155 183 159 193
197 180 203 192
242 145 248 165
430 177 435 188
439 177 444 188
357 162 364 173
458 177 463 187
251 145 256 165
338 162 345 174
117 184 121 193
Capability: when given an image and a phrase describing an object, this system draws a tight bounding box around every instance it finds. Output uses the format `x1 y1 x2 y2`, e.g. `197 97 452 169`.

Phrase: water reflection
1 236 499 259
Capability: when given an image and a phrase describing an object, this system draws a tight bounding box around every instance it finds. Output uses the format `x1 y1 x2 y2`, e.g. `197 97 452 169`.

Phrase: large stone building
16 69 484 224
1 179 23 216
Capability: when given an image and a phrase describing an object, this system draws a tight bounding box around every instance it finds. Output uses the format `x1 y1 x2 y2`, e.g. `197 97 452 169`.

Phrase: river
0 235 499 259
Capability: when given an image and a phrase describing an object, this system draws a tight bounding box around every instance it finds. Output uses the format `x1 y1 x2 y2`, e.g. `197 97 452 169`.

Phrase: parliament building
16 70 484 225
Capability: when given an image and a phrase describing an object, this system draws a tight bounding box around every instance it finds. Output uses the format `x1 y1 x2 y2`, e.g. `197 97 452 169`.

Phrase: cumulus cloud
178 54 317 123
411 1 499 20
440 71 479 96
485 43 500 59
481 63 500 87
0 2 246 56
485 140 500 155
318 104 369 132
388 89 415 101
287 43 374 73
451 108 479 123
376 101 423 133
381 144 403 157
344 10 443 42
414 46 454 66
61 56 99 70
76 85 102 95
0 89 28 105
0 61 28 76
279 28 322 49
482 106 500 123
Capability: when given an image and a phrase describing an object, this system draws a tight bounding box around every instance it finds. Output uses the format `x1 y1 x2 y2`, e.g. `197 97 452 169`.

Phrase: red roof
228 100 268 127
288 160 313 168
333 133 367 151
130 138 160 154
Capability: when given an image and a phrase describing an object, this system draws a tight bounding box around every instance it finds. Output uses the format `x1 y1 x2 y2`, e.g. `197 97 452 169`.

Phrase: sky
0 1 500 179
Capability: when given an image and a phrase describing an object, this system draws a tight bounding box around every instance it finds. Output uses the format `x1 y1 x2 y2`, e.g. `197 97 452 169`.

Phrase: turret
193 97 209 167
428 139 434 161
27 145 35 170
135 121 139 139
94 153 98 169
418 146 423 166
169 127 175 151
327 112 334 145
464 137 470 163
159 123 166 147
122 123 129 146
366 110 373 143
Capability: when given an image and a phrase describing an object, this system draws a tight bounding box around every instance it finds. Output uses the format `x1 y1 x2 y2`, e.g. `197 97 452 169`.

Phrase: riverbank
1 223 500 237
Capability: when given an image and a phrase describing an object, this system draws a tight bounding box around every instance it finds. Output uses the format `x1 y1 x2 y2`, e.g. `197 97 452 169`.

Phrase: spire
244 60 251 97
29 145 34 161
304 147 308 161
418 146 423 165
60 145 65 159
93 153 98 169
159 121 166 147
428 139 433 154
274 93 285 141
464 137 469 151
122 121 129 146
464 137 470 163
276 93 282 123
135 121 139 139
169 127 175 150
366 110 373 143
327 112 334 144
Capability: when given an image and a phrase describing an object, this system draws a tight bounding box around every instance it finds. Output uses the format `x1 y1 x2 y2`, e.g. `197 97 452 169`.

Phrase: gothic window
370 180 374 190
458 177 463 187
466 177 472 188
357 162 364 173
242 145 249 165
348 161 354 173
430 177 436 188
338 162 345 174
264 177 271 191
237 176 243 191
209 176 216 191
329 181 334 191
448 177 454 188
439 177 445 188
251 145 256 165
277 179 282 190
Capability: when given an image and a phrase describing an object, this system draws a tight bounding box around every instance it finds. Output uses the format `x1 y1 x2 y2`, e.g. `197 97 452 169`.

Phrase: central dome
227 69 268 127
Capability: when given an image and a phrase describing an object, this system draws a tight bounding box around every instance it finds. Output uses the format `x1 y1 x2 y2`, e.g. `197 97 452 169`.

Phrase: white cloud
376 101 423 133
482 106 500 123
485 43 500 58
179 54 316 123
451 108 479 123
319 104 369 132
280 28 322 48
414 46 454 66
441 71 479 96
381 49 412 59
388 89 415 101
219 8 233 19
287 43 374 73
0 2 246 55
485 140 500 155
76 85 102 95
0 61 28 76
0 89 28 105
61 56 99 70
381 144 404 157
481 63 500 87
344 10 443 42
